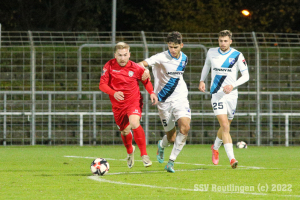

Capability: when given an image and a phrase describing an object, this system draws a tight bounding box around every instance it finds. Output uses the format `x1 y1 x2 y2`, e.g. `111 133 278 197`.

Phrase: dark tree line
1 0 299 33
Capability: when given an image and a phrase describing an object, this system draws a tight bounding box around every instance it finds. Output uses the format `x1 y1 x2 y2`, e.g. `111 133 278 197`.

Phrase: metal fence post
141 31 149 145
112 0 117 46
285 114 289 147
28 31 36 146
3 93 6 146
80 114 83 146
93 93 97 145
48 93 52 145
252 31 261 146
269 94 273 145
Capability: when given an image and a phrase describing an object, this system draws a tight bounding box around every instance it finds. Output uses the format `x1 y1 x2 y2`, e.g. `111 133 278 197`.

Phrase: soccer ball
90 158 110 176
236 141 247 149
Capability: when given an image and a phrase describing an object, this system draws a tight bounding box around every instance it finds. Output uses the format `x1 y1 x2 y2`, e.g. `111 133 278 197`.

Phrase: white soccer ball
90 158 110 176
236 141 248 149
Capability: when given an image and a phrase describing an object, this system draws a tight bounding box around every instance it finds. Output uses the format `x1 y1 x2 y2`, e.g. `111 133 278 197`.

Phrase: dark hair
166 31 182 44
218 30 232 39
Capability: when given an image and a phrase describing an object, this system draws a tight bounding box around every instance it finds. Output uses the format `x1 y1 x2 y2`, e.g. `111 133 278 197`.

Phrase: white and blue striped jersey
145 50 188 102
201 47 248 97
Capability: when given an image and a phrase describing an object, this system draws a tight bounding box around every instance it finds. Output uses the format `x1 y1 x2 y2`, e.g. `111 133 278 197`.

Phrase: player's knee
179 124 190 135
220 123 230 133
121 130 130 136
130 121 140 129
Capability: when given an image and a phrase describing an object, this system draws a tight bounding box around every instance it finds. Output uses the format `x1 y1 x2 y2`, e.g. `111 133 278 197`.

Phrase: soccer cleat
164 160 175 173
127 145 135 168
156 140 165 163
141 155 152 167
230 158 238 169
211 144 219 165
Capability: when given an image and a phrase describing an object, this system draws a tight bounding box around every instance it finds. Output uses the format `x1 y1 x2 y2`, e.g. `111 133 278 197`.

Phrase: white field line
88 176 300 198
65 156 300 198
64 155 276 170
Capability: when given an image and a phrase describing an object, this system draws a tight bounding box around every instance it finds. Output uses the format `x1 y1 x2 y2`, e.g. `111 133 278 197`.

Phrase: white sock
161 135 169 148
213 137 223 150
169 132 187 161
224 143 235 161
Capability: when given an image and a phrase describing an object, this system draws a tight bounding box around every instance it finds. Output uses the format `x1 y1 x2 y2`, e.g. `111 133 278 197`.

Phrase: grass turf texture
0 145 299 199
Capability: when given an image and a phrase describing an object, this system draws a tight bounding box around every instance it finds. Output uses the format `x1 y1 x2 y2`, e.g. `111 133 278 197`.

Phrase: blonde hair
115 42 130 53
218 30 232 39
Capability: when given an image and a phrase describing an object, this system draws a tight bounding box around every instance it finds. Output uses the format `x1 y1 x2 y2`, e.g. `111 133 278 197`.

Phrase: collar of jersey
218 47 232 55
168 50 181 60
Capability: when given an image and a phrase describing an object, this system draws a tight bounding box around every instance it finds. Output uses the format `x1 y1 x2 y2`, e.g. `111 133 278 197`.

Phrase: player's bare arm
198 81 206 92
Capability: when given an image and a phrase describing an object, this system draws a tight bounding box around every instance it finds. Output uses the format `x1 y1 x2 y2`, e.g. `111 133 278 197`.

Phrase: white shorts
157 98 191 132
211 94 237 120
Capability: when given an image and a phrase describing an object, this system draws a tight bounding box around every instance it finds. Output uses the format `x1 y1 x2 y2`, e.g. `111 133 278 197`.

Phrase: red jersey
99 59 152 108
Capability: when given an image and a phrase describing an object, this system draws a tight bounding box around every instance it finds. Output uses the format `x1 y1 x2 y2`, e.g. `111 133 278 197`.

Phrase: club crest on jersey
128 71 134 77
229 58 235 65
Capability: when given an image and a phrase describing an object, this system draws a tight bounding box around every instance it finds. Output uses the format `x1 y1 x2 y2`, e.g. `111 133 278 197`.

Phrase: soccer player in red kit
99 42 158 168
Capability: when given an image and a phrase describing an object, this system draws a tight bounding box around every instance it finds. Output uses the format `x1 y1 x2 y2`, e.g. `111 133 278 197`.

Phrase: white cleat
141 155 152 167
127 146 135 168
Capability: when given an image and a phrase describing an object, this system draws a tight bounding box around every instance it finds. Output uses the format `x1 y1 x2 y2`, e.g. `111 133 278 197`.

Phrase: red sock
132 125 147 156
121 132 133 154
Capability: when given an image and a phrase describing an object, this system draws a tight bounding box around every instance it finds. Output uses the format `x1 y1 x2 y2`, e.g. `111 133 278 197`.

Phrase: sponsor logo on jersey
229 58 236 65
213 68 232 72
112 70 120 72
242 59 247 66
102 68 107 76
128 71 134 77
167 71 184 75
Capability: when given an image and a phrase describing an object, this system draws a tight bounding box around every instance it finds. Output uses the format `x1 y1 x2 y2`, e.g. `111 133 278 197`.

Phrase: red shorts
112 100 143 131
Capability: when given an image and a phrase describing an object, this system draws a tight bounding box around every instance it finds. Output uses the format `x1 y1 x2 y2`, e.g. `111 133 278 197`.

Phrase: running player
198 30 249 169
139 31 191 173
99 42 158 168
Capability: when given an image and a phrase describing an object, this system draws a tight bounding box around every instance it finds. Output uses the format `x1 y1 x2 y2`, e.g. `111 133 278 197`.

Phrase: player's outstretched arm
141 78 157 105
139 61 151 81
150 93 158 105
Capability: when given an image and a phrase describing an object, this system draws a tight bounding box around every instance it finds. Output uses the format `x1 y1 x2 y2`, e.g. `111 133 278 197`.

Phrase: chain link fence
0 31 300 146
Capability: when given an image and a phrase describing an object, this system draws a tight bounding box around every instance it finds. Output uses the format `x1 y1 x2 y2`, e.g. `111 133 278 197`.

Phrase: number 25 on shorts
213 102 223 110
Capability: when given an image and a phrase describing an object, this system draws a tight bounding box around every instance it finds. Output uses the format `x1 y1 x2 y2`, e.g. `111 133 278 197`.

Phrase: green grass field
1 145 299 199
